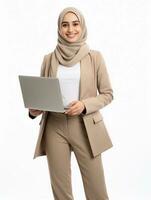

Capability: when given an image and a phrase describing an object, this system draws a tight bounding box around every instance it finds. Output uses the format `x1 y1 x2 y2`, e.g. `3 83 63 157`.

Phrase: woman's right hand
29 109 43 117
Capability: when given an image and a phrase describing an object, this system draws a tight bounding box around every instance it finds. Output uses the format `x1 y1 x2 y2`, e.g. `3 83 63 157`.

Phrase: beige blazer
32 50 114 159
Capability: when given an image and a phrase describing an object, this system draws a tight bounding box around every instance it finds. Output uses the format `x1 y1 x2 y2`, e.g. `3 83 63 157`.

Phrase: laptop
18 75 67 112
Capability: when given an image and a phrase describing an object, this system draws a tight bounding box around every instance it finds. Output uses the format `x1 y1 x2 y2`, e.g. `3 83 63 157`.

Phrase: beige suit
33 50 113 159
30 50 114 199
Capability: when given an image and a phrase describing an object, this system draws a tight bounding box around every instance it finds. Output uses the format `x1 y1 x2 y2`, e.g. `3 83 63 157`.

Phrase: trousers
43 112 109 200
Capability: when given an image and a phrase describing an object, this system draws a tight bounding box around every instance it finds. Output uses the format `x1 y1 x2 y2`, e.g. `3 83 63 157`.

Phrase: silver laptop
19 75 67 112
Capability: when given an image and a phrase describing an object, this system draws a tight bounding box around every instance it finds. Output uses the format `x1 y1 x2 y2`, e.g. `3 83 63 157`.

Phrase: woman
29 7 113 200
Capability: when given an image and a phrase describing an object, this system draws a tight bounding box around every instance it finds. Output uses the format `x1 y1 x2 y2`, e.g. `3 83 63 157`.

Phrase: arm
81 51 113 114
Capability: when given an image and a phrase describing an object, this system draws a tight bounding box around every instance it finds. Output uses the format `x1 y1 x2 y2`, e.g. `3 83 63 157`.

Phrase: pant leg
67 116 109 200
75 153 109 200
43 113 74 200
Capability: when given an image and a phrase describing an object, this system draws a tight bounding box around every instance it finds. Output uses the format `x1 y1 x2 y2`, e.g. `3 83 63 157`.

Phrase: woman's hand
29 109 43 117
64 100 85 116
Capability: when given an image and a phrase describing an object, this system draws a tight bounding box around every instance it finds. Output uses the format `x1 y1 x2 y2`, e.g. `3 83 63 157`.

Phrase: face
60 12 82 43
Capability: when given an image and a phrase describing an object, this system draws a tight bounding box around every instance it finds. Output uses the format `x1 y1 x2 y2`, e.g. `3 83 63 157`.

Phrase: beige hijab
53 7 90 67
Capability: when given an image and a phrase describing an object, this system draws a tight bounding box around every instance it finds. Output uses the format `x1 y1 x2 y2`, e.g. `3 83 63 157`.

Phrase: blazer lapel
80 53 95 100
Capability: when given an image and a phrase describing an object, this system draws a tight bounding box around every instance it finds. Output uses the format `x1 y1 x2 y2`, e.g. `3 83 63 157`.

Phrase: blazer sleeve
28 55 46 119
81 51 114 114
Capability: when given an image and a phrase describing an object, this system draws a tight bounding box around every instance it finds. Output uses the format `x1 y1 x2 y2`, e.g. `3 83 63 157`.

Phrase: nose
68 24 73 32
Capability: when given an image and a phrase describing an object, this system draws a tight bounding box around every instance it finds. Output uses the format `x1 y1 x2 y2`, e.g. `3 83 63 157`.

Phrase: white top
56 62 80 108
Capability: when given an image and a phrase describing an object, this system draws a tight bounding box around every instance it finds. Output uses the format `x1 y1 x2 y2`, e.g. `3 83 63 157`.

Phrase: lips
66 34 77 38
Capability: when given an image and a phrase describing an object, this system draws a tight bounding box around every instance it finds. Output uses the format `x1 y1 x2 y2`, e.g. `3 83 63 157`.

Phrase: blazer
30 50 114 159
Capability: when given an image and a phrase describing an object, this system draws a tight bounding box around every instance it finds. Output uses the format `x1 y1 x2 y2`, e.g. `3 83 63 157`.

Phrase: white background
0 0 150 199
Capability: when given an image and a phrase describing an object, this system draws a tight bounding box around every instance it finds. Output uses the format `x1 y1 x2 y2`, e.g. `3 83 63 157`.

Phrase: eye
73 23 79 26
62 23 68 28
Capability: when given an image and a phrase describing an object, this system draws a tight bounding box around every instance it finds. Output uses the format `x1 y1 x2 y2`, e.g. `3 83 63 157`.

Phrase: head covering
54 7 90 66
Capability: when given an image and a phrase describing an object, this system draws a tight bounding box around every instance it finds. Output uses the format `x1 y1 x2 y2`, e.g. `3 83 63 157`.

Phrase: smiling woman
60 12 82 43
28 6 113 200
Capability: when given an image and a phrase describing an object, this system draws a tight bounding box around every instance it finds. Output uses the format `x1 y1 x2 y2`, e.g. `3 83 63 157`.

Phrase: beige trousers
43 112 109 200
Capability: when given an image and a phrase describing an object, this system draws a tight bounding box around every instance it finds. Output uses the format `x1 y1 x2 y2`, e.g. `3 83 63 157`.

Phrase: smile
66 34 77 38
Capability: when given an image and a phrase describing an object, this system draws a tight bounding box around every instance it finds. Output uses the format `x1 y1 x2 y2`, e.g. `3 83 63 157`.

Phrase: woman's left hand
64 100 85 116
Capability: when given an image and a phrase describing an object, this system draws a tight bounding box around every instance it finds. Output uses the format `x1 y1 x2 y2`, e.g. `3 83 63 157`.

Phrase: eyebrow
61 20 80 24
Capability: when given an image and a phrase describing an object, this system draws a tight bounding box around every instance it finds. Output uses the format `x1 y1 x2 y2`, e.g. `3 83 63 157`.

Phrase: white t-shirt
56 62 80 108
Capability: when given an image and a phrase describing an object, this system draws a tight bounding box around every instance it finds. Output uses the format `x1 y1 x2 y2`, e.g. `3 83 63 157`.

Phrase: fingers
65 101 84 116
67 100 78 107
65 101 78 115
65 104 78 114
29 109 41 112
65 108 78 115
29 109 43 116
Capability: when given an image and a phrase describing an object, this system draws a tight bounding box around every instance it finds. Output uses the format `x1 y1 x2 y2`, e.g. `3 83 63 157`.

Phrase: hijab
53 7 90 67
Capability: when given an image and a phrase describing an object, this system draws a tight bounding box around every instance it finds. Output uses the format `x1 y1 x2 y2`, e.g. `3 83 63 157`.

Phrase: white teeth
67 35 77 39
